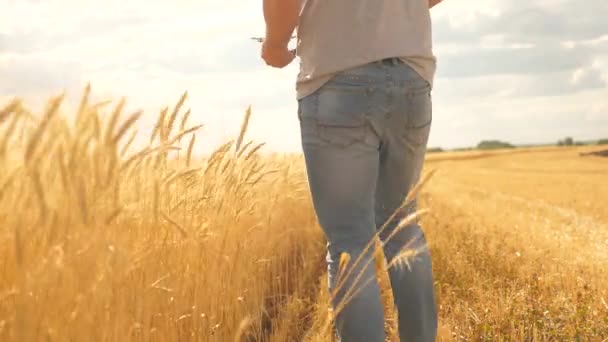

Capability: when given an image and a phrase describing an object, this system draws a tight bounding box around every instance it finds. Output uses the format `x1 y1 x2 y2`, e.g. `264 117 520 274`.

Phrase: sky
1 0 607 153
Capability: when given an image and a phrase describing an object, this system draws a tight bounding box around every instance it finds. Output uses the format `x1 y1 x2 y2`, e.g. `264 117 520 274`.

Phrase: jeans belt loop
379 57 400 65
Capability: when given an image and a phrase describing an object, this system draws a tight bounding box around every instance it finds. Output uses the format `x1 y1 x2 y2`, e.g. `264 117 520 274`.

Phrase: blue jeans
297 59 437 342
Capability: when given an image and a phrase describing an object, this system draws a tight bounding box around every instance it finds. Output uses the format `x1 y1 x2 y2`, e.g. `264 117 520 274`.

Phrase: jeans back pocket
312 84 371 148
403 84 432 147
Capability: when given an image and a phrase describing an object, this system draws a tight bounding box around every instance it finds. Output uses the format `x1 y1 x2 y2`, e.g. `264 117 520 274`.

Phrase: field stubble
0 89 607 341
422 151 608 340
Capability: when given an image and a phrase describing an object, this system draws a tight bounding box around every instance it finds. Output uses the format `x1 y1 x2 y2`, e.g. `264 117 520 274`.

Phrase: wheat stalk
235 106 252 154
161 210 188 238
75 83 91 129
151 106 168 144
186 134 196 167
0 167 20 202
105 207 122 225
24 94 63 163
233 316 253 342
0 110 23 159
30 168 48 223
112 110 142 146
14 220 23 267
180 109 191 133
103 97 126 145
120 129 138 157
167 91 187 138
0 98 21 124
76 176 89 224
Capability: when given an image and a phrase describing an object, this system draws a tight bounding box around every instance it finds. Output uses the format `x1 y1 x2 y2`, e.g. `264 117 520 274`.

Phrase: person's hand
261 41 296 68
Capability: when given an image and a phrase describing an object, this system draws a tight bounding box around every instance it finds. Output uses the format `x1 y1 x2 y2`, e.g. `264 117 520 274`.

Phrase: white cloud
0 0 607 152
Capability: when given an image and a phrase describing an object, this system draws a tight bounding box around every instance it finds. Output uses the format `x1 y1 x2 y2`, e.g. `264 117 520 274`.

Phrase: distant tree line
427 137 608 153
557 137 574 146
477 140 515 150
556 137 608 146
427 147 444 153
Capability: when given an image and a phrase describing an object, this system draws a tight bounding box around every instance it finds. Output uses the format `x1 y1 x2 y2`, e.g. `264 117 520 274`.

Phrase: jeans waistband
376 57 403 65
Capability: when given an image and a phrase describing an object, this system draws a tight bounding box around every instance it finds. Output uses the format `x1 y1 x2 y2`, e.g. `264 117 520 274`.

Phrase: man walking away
261 0 444 341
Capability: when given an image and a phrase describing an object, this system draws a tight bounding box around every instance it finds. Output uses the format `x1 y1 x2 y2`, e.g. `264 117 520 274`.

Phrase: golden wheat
0 87 324 341
1 88 606 342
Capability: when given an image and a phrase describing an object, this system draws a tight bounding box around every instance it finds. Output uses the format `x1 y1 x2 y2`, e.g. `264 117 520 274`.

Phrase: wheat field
0 90 606 341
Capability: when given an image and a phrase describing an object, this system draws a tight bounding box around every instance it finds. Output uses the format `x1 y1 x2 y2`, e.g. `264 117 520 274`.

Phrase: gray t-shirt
295 0 437 99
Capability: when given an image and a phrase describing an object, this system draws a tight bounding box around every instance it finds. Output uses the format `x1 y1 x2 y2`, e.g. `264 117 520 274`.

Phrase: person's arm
429 0 444 8
261 0 299 68
263 0 299 47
